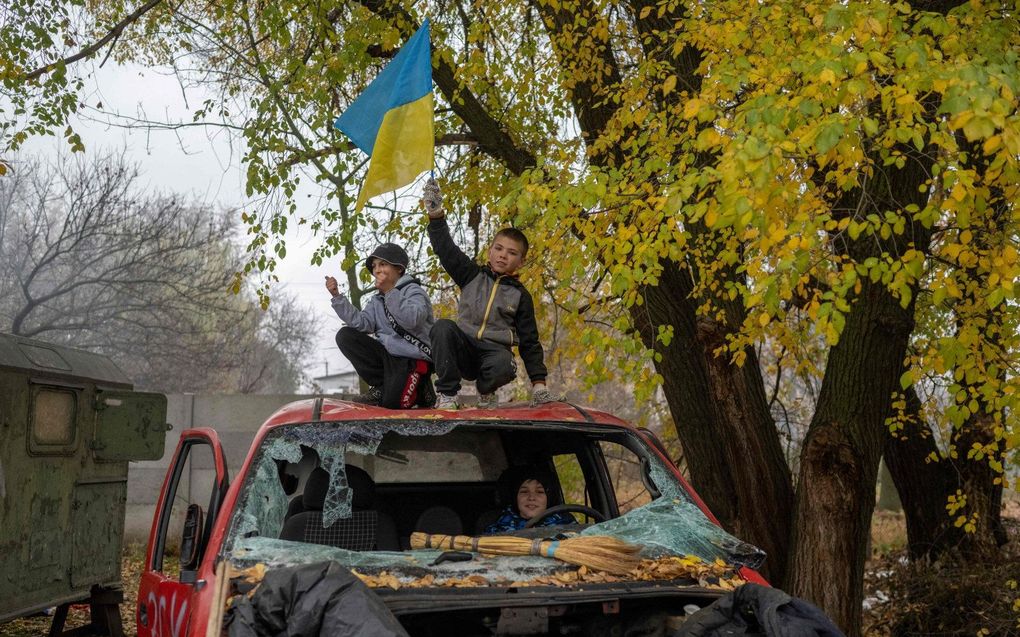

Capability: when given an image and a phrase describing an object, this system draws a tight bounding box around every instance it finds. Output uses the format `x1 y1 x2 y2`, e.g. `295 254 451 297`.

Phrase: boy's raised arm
326 276 377 333
423 178 480 289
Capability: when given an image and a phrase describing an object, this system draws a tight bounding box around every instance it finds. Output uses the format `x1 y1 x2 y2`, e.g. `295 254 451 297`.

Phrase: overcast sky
22 61 354 381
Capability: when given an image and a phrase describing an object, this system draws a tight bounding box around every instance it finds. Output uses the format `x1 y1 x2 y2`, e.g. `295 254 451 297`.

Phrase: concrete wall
125 393 352 543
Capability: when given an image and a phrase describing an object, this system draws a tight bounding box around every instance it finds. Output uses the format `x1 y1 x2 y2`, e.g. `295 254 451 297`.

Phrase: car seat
414 505 464 536
279 466 399 551
284 495 305 521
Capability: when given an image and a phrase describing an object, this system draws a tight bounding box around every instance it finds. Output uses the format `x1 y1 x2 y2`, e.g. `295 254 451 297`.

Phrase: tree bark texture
788 276 918 636
628 260 794 583
789 125 935 633
951 414 1007 558
886 386 1006 562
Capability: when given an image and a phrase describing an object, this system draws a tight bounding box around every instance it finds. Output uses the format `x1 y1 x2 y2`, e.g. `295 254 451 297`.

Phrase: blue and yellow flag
335 20 434 211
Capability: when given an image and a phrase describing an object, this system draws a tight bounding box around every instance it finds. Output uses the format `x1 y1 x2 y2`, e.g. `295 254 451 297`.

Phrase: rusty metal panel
71 480 126 588
0 333 167 624
0 452 75 621
93 390 168 461
29 492 65 574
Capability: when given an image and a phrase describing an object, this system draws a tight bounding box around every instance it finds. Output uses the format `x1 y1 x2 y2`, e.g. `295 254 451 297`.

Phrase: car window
224 421 768 578
155 440 216 577
552 453 586 505
599 441 653 514
357 429 507 483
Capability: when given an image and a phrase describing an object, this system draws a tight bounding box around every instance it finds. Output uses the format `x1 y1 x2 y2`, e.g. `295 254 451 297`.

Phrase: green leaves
814 121 844 154
3 0 1017 487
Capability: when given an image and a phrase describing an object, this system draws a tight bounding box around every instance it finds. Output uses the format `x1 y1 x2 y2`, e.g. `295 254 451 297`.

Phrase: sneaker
476 393 498 409
434 393 460 410
349 386 383 405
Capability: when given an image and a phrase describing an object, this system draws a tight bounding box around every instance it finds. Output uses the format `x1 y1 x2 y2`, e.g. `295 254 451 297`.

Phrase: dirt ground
3 504 1018 637
862 498 1020 637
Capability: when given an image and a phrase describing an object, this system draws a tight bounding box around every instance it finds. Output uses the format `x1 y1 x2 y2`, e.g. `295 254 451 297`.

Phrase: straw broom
410 532 642 575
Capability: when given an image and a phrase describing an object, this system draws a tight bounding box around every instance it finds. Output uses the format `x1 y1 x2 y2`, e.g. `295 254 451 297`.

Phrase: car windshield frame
221 418 765 584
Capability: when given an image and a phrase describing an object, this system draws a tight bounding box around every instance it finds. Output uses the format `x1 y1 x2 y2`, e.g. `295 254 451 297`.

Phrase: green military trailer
0 332 168 636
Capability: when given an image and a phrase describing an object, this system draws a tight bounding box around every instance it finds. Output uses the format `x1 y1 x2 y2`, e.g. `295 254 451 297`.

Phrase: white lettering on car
148 590 189 637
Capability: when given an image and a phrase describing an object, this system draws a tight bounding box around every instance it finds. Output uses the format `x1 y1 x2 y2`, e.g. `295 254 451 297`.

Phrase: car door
137 428 228 637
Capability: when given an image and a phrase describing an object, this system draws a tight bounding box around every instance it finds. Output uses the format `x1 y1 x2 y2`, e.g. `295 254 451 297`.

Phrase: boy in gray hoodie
325 243 436 408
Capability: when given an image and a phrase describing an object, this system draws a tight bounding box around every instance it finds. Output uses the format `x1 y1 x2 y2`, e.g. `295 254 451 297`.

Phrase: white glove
531 385 557 406
423 177 443 218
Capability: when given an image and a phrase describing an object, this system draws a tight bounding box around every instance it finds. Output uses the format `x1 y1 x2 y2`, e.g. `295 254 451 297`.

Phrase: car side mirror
179 503 204 580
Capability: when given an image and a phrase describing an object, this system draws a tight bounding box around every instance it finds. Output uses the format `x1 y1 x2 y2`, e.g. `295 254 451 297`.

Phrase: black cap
365 243 409 272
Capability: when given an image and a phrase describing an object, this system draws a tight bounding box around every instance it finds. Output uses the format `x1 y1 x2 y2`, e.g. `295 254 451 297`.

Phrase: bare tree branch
0 151 315 393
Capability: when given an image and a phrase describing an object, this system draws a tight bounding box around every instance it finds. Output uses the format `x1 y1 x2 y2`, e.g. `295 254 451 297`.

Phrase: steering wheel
524 504 606 528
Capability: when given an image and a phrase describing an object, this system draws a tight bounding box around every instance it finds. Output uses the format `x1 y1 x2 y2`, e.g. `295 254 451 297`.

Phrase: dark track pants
430 319 516 395
335 327 434 408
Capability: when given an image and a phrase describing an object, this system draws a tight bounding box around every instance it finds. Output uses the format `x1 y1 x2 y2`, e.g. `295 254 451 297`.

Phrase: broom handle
412 532 558 557
410 532 641 575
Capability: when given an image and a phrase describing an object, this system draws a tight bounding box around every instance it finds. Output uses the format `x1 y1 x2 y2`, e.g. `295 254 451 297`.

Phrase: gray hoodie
330 275 434 361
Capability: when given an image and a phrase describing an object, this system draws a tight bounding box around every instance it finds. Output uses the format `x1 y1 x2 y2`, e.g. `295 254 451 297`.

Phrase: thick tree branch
21 0 164 82
348 0 536 174
531 0 623 165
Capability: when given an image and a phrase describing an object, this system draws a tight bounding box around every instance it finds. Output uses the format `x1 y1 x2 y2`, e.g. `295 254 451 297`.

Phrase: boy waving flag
334 19 434 210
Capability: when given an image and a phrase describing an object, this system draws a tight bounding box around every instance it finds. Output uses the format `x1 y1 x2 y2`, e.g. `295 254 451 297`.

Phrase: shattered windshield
224 419 764 588
225 420 461 547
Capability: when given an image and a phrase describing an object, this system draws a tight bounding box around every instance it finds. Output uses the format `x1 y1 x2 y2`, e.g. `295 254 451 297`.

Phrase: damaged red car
138 399 767 637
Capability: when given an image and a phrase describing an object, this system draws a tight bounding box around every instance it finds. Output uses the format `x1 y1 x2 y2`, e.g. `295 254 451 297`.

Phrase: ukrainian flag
335 19 434 211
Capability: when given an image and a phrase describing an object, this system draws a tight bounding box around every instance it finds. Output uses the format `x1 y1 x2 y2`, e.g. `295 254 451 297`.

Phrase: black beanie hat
497 464 559 514
365 243 409 273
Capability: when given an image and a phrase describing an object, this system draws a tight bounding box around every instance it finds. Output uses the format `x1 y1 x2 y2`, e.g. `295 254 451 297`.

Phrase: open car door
137 428 229 637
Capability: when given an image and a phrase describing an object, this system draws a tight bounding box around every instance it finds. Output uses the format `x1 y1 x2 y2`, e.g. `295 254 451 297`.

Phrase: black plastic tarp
225 561 409 637
675 583 845 637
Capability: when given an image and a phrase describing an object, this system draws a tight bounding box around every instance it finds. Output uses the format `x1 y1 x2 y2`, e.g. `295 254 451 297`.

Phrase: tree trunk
788 276 917 636
887 132 1010 563
949 139 1011 560
630 260 794 584
884 386 962 560
951 414 1007 558
887 383 1006 565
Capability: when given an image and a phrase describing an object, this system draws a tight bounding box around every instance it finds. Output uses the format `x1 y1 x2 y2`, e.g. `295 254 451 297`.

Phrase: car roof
260 398 635 433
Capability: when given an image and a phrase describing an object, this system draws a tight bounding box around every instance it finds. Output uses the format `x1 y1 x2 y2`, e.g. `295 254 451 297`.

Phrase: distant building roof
314 371 358 383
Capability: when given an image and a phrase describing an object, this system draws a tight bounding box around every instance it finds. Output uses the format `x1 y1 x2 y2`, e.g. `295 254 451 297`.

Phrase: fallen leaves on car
230 553 744 595
233 563 267 585
351 571 491 588
350 554 744 590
